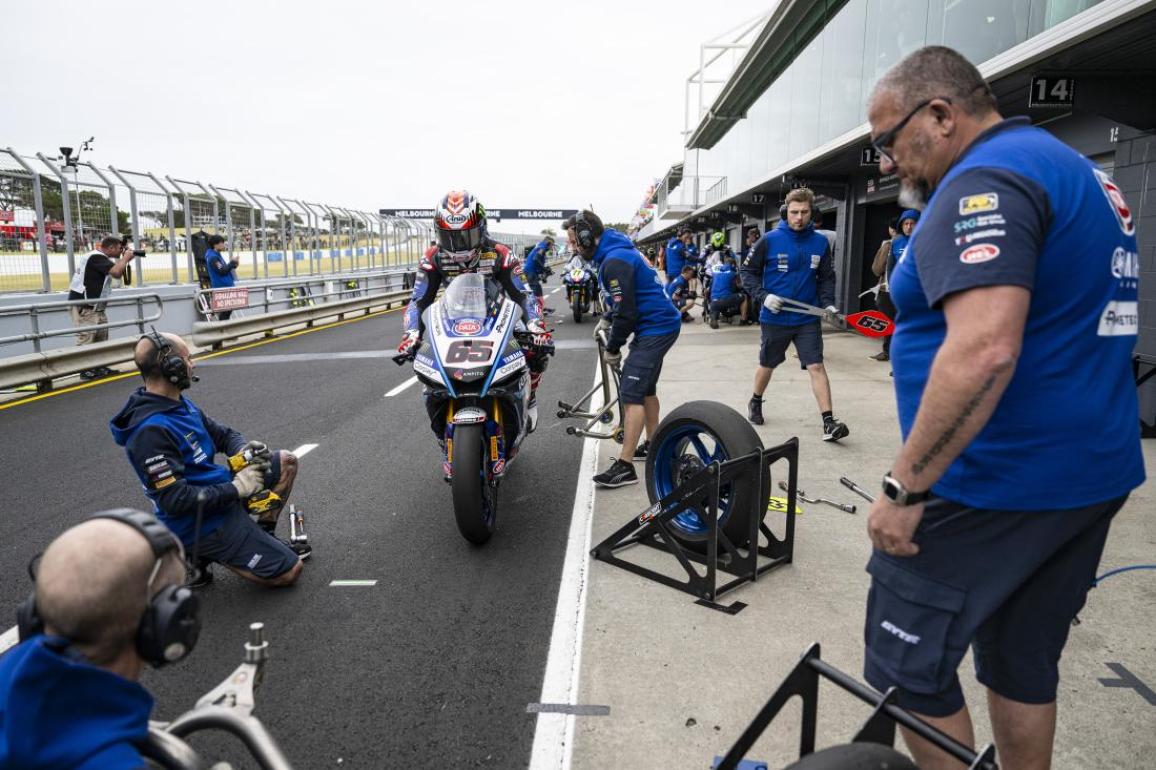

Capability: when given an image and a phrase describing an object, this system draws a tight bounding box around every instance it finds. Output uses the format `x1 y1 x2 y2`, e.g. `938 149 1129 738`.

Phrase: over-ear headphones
143 326 192 389
573 211 597 251
16 508 201 668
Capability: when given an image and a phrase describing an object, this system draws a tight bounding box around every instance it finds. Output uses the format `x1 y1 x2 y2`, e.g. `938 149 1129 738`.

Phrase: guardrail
193 269 409 317
191 287 410 348
0 294 165 351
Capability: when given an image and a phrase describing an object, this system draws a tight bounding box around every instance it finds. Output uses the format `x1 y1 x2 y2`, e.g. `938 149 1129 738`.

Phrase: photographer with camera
0 510 199 769
67 235 140 380
110 331 308 588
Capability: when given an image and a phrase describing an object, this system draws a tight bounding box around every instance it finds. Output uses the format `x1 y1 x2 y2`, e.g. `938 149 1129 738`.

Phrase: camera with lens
120 236 146 258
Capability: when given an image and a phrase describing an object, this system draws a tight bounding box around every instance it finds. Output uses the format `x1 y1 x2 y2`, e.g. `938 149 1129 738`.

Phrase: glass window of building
819 0 869 136
927 0 1030 64
861 0 930 91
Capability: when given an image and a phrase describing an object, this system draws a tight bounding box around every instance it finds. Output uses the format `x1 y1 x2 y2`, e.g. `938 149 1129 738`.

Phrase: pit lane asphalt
0 300 598 768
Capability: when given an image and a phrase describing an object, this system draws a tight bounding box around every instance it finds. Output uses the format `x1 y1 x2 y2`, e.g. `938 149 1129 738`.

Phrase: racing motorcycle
393 273 551 545
562 262 599 323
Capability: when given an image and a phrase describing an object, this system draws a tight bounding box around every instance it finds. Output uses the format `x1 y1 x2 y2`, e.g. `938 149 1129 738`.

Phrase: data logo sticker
960 243 1000 264
452 319 482 336
958 192 999 215
1093 168 1135 236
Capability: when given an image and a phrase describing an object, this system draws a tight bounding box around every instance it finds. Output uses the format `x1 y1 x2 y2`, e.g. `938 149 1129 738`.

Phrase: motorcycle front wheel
644 400 767 551
572 291 584 323
451 423 498 545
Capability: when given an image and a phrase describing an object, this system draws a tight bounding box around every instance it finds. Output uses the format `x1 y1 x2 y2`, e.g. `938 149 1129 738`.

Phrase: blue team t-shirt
890 117 1144 510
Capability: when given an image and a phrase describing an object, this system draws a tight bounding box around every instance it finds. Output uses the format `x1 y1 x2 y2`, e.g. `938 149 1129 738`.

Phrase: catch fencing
0 146 539 293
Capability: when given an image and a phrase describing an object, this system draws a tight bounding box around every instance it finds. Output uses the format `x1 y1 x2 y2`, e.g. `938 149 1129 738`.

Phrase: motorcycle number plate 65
445 340 494 363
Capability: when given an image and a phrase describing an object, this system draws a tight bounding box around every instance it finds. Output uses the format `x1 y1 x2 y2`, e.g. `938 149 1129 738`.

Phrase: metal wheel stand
557 336 624 442
591 437 799 609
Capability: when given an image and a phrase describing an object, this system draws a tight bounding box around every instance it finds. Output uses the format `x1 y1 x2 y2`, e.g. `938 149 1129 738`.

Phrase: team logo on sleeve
958 193 999 215
959 243 1000 264
1093 168 1135 236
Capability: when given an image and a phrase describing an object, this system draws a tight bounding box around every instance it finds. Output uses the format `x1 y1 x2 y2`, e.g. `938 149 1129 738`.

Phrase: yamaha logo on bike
453 319 483 335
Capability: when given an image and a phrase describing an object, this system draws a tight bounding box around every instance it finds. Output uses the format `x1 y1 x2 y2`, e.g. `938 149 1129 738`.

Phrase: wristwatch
881 473 930 506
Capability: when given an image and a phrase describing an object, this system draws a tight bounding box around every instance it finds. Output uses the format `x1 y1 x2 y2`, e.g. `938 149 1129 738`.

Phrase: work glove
763 294 784 314
240 440 271 461
593 317 611 342
231 463 266 499
397 330 420 356
604 348 623 369
823 305 840 323
527 320 552 348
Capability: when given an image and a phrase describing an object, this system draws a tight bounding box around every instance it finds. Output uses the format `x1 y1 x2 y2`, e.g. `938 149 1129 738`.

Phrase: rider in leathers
397 190 551 431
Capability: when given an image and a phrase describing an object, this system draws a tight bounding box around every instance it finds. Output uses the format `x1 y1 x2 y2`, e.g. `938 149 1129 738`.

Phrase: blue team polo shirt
889 117 1145 510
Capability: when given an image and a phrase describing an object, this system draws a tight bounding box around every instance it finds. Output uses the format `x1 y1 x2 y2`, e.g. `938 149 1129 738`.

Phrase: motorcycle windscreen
442 273 495 320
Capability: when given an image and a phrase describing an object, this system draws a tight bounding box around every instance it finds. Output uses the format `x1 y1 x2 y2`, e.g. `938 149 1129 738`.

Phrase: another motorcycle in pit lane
394 273 551 545
562 264 600 323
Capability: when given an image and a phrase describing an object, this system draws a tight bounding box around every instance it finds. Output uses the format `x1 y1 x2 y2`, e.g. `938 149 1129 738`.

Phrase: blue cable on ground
1092 564 1156 586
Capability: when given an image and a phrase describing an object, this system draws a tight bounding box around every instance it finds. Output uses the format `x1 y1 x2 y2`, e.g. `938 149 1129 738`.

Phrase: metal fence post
109 166 143 286
195 182 219 235
150 173 179 283
83 163 120 238
240 191 266 279
36 153 76 277
165 176 196 282
269 195 290 278
208 185 233 267
7 149 52 292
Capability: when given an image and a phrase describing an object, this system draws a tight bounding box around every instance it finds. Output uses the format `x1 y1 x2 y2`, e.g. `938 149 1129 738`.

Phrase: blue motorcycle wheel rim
652 425 733 536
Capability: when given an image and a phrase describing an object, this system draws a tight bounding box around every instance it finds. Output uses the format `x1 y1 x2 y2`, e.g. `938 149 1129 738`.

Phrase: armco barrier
0 337 140 391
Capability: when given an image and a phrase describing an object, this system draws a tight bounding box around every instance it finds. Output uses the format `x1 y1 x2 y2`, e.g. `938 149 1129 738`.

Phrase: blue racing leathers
740 220 835 326
593 230 681 353
402 241 541 334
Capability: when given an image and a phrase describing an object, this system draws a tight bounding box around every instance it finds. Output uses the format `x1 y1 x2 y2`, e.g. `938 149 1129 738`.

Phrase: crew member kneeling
570 210 682 488
110 331 307 588
663 264 697 322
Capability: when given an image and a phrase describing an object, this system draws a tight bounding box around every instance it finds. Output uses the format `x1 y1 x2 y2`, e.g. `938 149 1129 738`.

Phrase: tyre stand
714 643 998 770
591 437 799 606
557 337 623 442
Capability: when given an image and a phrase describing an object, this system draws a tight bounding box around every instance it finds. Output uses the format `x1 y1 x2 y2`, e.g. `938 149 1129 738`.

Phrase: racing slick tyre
781 743 918 769
450 423 498 545
572 292 584 324
644 400 767 552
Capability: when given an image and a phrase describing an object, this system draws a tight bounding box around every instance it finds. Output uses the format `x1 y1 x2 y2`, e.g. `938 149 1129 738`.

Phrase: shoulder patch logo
960 243 1000 264
959 193 999 215
1093 168 1135 236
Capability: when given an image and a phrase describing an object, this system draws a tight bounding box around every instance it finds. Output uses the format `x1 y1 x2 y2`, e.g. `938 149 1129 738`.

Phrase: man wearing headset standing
110 332 307 587
568 211 682 488
0 511 198 769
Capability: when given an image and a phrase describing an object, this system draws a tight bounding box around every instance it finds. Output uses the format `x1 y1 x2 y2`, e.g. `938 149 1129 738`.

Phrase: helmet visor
437 226 482 254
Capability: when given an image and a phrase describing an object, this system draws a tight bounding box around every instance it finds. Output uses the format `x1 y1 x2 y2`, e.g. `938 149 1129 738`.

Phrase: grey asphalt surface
0 296 598 768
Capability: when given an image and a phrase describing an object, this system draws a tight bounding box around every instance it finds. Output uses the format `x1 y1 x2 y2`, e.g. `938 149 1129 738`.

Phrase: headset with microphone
143 326 198 388
573 211 602 252
15 508 202 668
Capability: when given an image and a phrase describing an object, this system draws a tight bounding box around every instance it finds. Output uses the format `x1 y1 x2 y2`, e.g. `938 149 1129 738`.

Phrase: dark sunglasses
870 96 951 165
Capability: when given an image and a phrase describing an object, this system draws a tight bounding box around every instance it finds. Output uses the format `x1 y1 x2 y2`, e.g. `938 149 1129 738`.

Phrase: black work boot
747 395 765 425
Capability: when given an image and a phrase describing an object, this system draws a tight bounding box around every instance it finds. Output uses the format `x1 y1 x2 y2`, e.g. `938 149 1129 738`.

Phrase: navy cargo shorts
759 320 823 369
863 494 1127 716
619 331 679 405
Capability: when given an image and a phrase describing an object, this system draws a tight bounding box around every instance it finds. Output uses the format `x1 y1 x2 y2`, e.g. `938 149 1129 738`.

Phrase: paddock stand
591 437 799 610
557 335 624 443
714 644 999 770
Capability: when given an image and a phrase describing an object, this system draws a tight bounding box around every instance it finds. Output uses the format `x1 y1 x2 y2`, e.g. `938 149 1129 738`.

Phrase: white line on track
329 579 378 587
529 357 602 770
384 376 419 398
550 287 562 295
291 443 319 458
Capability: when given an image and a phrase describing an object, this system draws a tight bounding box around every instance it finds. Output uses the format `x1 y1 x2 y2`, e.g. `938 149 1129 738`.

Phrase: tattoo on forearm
911 373 998 476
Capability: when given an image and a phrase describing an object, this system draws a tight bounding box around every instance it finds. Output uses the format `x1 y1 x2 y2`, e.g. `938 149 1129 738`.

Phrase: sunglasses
870 96 951 166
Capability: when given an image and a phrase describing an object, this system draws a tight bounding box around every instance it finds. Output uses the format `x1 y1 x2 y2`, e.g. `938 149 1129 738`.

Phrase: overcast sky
1 0 772 233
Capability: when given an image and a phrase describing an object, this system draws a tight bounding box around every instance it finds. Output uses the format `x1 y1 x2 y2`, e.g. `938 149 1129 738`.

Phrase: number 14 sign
1029 75 1075 108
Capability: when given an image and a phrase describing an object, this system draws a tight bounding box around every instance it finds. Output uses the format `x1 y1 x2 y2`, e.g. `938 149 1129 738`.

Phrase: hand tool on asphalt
840 476 877 503
778 480 857 514
288 504 308 545
775 297 894 338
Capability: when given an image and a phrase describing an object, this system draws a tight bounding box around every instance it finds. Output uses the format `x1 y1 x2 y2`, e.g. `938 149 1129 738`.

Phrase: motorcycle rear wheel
451 423 498 545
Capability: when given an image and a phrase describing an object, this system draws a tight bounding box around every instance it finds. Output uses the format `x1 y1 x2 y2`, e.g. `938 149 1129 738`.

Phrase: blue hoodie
205 248 236 289
889 209 921 276
663 237 698 277
592 229 681 352
110 388 245 546
740 219 835 326
0 636 153 769
524 240 550 278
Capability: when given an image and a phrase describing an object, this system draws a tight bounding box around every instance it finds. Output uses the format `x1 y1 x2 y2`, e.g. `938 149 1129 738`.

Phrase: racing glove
763 294 784 314
527 320 552 348
231 463 266 499
397 330 420 356
823 305 840 321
